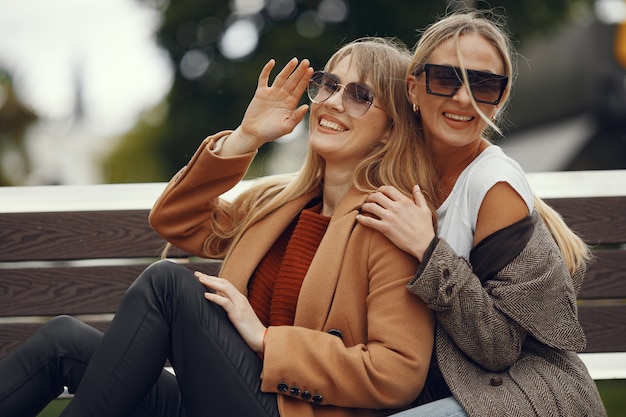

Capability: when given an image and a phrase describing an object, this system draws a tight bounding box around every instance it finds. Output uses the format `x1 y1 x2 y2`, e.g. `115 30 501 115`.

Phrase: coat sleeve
260 229 435 409
149 131 255 257
407 212 586 372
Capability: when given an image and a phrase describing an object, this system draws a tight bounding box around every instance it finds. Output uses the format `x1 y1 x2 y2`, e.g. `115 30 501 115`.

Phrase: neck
431 138 490 203
321 166 353 217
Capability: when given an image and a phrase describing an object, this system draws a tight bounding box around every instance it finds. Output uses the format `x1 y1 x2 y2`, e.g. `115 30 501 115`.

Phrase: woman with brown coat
0 38 437 417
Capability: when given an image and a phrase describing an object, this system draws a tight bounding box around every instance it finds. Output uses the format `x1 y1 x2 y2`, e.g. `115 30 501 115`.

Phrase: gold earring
412 103 419 113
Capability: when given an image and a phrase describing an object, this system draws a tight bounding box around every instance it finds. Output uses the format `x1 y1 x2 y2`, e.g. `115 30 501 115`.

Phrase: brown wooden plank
578 250 626 299
579 304 626 353
1 305 623 359
0 261 222 316
0 320 111 361
545 196 626 245
0 210 188 262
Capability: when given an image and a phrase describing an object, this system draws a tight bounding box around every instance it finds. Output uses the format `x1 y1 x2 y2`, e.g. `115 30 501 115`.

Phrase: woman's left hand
357 185 435 262
194 271 266 355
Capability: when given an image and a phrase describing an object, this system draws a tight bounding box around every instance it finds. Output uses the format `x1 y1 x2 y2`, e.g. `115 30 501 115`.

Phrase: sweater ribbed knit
248 203 330 326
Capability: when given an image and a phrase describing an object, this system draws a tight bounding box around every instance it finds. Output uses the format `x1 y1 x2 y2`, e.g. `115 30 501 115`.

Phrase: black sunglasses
415 63 508 105
307 71 383 117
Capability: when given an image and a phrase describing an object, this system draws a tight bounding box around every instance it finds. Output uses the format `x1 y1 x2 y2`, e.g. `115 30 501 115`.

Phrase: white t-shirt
436 145 534 260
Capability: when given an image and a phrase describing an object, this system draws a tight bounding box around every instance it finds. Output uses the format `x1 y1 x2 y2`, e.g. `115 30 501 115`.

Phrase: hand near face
357 185 435 262
229 58 314 154
195 271 266 356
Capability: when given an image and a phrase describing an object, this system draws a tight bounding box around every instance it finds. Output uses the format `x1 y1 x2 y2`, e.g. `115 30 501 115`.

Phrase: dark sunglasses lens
308 72 337 103
467 71 507 104
427 65 462 95
344 83 374 116
425 64 507 105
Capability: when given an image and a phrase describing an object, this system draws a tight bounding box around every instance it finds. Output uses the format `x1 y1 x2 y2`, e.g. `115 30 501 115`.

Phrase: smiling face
308 56 391 171
408 33 506 153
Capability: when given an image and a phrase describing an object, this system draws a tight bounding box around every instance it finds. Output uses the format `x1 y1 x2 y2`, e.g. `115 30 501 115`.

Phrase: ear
406 74 420 104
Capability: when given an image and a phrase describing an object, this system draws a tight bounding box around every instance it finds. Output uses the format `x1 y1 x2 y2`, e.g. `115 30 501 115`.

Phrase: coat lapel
294 187 367 329
220 192 317 294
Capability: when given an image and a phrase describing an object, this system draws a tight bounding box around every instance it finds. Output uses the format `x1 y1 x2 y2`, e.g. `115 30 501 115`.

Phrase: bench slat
545 196 626 244
0 262 221 316
0 210 187 262
578 250 626 299
578 304 626 353
0 321 111 362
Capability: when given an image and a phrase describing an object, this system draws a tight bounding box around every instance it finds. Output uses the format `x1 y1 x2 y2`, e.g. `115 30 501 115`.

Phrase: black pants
0 260 279 417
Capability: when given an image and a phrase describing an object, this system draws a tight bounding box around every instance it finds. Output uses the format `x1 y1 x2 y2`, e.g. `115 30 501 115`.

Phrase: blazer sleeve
407 212 586 372
149 131 256 257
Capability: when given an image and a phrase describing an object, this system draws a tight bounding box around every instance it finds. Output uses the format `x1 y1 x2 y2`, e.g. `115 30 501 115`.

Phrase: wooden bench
0 171 625 380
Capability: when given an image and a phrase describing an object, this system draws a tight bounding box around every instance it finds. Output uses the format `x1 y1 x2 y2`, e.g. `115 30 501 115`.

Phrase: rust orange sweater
248 203 330 326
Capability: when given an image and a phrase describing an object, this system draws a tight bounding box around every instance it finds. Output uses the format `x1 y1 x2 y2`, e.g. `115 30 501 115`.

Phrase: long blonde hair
204 37 438 261
409 11 591 273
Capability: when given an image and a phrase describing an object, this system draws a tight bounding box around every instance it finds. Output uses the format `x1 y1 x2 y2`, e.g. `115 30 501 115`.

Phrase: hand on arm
357 185 435 262
219 58 314 157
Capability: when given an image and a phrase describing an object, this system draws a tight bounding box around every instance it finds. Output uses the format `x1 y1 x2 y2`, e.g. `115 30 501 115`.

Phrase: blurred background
1 0 625 187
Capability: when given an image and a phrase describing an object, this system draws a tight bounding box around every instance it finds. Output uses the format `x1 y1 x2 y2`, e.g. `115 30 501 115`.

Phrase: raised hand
357 185 435 262
224 58 314 155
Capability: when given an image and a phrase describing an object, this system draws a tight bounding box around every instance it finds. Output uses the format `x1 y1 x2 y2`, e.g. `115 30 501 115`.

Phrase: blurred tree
105 0 594 183
0 69 37 186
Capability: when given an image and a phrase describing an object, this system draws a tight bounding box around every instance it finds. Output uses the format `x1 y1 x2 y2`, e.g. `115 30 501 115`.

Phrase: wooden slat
544 196 626 244
0 321 111 361
0 210 157 261
0 210 191 262
578 250 626 299
579 304 626 353
0 262 222 316
0 305 621 359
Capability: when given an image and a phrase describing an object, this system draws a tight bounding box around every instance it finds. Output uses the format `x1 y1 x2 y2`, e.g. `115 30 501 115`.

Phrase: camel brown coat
149 132 435 417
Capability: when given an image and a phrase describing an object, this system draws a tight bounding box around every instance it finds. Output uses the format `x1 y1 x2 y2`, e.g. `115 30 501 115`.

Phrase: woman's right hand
357 185 435 262
220 58 314 156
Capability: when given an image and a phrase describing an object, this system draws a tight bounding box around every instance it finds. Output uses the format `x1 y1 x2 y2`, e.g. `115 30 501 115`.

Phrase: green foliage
0 69 37 186
110 0 594 182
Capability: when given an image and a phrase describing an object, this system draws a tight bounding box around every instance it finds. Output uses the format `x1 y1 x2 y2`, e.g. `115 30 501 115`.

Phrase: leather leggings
0 260 279 417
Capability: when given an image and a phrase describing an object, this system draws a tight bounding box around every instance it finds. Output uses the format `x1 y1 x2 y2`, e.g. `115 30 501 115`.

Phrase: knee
38 315 101 354
40 315 84 337
146 259 187 276
127 260 194 298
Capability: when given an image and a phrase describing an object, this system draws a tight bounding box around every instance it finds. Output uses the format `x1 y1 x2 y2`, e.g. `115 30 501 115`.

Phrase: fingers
260 58 313 98
376 185 406 201
195 271 231 297
412 184 428 207
257 59 276 88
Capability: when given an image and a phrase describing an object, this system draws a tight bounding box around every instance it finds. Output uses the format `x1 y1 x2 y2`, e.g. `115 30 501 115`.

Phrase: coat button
490 376 503 386
277 383 288 393
312 394 324 403
443 268 451 278
301 391 312 401
289 386 300 396
327 328 343 339
445 286 453 296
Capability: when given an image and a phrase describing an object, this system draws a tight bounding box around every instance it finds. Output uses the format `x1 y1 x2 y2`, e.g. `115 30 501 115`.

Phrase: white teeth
319 118 346 132
444 112 472 122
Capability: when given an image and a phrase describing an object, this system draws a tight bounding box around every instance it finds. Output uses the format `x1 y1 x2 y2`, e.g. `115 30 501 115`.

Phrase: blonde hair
534 196 593 274
203 37 438 261
410 11 591 273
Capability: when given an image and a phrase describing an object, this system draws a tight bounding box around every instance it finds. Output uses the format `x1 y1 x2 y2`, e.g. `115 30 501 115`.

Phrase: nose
452 83 472 105
325 85 346 111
